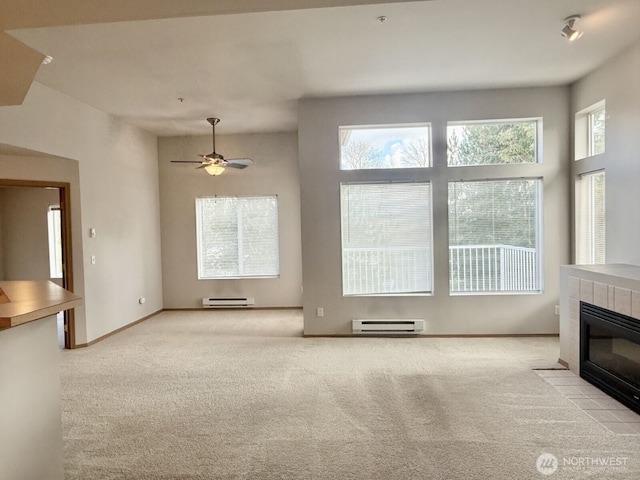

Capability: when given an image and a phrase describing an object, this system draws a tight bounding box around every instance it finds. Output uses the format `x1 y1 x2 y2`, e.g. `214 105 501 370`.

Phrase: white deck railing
342 246 432 295
449 244 538 293
342 244 538 295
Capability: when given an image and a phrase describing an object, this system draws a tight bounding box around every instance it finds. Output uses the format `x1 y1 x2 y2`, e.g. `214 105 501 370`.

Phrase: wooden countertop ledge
0 281 82 329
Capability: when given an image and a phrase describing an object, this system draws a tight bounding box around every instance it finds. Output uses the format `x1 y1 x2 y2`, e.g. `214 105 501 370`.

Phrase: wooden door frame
0 179 76 348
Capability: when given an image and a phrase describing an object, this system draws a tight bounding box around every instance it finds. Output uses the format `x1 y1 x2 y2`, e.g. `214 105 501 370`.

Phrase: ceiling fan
171 117 253 176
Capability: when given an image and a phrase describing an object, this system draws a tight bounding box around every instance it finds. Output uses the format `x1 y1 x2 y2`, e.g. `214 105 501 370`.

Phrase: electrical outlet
555 305 560 315
316 307 324 317
91 255 96 265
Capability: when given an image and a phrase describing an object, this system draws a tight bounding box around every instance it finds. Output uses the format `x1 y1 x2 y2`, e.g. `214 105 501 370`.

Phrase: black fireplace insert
580 302 640 414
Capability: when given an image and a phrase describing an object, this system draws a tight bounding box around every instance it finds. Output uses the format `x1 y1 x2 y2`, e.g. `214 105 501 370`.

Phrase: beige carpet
60 310 640 479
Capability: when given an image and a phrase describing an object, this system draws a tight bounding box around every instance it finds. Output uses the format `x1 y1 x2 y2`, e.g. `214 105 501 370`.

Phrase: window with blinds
576 171 605 264
340 182 432 296
196 196 279 279
448 179 541 293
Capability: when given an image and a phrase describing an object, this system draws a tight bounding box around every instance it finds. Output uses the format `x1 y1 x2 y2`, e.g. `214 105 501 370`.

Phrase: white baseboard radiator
202 297 255 308
352 319 425 334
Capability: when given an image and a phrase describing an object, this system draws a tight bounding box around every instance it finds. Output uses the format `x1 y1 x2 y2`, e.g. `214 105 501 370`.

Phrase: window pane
196 196 279 279
341 182 432 295
47 207 63 279
339 124 431 170
576 171 605 264
448 179 541 293
447 120 537 166
588 107 606 156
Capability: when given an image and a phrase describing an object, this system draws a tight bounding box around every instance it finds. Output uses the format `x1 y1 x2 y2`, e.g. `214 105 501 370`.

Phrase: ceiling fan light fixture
204 164 225 176
561 15 583 41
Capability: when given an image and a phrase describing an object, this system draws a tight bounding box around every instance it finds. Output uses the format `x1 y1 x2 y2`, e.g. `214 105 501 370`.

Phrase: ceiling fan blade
225 158 253 169
171 160 205 164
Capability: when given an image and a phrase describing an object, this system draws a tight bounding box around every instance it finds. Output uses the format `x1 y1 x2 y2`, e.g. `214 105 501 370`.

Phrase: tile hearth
560 264 640 373
536 369 640 435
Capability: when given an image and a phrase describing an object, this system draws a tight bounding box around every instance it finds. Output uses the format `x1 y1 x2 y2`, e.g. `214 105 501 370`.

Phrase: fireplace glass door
588 323 640 386
580 302 640 414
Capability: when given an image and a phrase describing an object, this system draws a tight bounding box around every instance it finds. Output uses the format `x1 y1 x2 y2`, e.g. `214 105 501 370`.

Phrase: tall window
576 171 606 264
339 124 431 170
196 196 279 279
448 179 541 293
47 205 63 279
341 182 432 295
447 119 538 166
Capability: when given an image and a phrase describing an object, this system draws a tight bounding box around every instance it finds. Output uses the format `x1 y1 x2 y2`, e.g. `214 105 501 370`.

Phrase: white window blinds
340 182 432 295
448 179 541 293
196 196 279 279
576 171 605 265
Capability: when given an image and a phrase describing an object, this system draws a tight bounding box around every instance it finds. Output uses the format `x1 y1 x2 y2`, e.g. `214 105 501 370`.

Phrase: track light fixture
561 15 583 42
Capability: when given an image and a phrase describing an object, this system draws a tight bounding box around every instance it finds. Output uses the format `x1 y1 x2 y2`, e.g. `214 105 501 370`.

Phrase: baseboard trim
557 358 570 368
303 333 560 338
75 309 163 348
162 306 303 311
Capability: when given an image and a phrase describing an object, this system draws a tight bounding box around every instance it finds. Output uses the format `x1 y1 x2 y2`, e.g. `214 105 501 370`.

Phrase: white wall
571 41 640 265
299 87 571 335
158 132 302 308
0 316 64 480
0 187 59 280
0 154 87 340
0 83 163 344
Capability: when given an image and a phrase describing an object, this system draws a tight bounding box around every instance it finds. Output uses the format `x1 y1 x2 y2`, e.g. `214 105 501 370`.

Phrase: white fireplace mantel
559 263 640 373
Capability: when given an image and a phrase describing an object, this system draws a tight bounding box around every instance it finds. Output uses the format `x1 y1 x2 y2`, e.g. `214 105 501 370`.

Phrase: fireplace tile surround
560 263 640 373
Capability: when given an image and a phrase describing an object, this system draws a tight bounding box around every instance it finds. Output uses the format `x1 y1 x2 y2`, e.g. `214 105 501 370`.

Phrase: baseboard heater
352 319 425 334
202 297 255 308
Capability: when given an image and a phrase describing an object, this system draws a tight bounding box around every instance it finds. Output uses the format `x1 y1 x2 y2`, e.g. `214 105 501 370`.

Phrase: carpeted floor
60 310 640 479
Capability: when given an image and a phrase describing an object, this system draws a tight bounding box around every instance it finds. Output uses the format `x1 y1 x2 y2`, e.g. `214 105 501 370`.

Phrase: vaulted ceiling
2 0 639 135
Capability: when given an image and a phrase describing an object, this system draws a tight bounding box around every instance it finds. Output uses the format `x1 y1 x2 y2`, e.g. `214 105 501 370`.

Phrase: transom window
588 106 606 156
340 182 432 295
447 119 539 166
575 100 606 160
339 124 431 170
195 196 279 279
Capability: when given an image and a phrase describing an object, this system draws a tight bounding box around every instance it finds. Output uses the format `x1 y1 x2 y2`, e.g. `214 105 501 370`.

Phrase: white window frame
448 178 543 295
576 170 606 265
195 195 280 279
339 123 432 170
575 100 606 160
340 181 433 296
446 118 541 167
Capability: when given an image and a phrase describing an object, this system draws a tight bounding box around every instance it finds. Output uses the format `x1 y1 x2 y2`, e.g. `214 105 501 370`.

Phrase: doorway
0 180 75 348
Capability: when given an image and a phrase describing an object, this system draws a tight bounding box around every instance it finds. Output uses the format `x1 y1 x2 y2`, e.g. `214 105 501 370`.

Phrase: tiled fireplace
560 264 640 413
